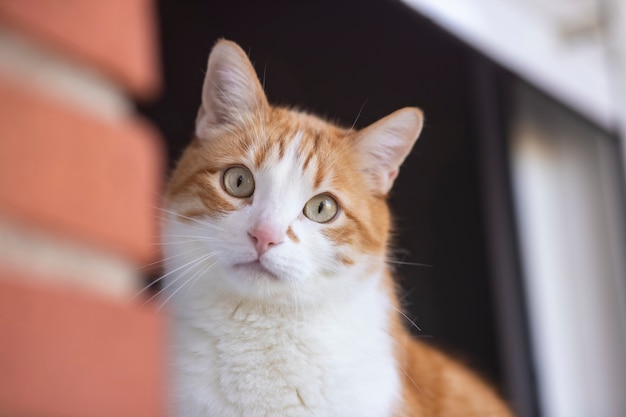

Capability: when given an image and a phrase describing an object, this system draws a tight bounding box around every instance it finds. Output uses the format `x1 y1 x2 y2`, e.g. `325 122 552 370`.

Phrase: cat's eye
303 193 338 223
222 166 255 198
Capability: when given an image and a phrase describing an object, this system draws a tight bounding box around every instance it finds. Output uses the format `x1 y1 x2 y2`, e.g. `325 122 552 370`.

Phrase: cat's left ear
355 107 424 195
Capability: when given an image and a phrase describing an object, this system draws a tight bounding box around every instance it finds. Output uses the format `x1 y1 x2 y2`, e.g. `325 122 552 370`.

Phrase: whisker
399 367 425 395
161 234 220 240
158 258 221 311
136 249 200 271
152 239 214 246
314 100 373 172
153 214 210 230
262 62 267 90
347 98 369 134
387 260 434 268
394 307 422 332
155 206 226 232
142 254 213 306
134 250 217 300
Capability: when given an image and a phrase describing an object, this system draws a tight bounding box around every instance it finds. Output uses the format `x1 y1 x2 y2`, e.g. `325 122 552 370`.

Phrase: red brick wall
0 1 165 416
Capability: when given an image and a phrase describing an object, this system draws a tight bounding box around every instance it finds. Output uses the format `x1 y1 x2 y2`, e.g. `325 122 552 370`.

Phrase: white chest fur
169 274 401 417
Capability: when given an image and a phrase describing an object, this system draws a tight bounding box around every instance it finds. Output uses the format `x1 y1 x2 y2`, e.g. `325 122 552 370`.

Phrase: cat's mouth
234 260 280 280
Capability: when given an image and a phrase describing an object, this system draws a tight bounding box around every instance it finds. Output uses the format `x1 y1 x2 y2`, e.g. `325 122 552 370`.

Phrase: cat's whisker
135 250 218 301
346 99 369 136
387 260 435 269
143 254 213 307
393 306 423 332
262 62 267 91
399 366 425 395
324 100 387 170
153 215 218 235
157 258 222 311
152 239 214 246
155 206 226 232
161 234 217 238
136 248 202 271
321 126 364 174
161 234 220 241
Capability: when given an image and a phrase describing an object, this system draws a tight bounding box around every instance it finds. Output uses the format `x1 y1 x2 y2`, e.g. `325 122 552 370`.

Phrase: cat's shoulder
398 336 513 417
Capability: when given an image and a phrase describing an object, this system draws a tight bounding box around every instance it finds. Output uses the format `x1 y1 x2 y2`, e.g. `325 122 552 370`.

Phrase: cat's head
163 40 423 305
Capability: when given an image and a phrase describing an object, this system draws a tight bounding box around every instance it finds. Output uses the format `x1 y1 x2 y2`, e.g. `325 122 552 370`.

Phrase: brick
0 78 163 263
0 0 160 97
0 276 165 417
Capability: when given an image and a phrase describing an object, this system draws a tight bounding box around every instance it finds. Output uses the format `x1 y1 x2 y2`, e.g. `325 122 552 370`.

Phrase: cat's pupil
237 176 243 187
318 201 324 214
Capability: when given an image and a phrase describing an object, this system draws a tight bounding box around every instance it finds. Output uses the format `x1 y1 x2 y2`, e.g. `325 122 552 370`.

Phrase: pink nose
248 225 284 255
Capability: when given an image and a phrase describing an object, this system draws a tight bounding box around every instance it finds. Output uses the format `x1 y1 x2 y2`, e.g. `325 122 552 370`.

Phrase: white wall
401 0 619 132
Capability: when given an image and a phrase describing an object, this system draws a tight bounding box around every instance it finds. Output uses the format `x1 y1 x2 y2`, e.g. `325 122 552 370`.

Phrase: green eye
303 193 338 223
222 166 255 198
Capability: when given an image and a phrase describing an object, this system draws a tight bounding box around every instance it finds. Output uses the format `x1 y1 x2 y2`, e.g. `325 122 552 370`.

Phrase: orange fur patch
286 226 299 243
338 254 355 266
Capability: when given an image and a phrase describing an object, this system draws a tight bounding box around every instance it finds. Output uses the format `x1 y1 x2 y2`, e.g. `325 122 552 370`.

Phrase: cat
161 39 514 417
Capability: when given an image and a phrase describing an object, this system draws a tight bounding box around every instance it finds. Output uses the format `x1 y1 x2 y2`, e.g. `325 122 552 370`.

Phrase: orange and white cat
162 40 513 417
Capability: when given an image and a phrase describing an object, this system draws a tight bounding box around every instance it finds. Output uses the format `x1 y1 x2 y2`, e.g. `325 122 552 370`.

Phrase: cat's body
162 40 513 417
169 268 399 417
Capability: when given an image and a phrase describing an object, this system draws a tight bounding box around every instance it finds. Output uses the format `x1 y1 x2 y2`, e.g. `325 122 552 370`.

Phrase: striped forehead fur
167 105 390 255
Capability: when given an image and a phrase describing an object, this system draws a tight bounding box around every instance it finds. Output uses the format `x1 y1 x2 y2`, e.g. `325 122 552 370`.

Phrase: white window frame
400 2 626 416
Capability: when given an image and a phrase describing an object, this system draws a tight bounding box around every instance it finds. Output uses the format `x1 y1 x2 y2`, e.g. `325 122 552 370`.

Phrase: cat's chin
226 260 302 303
232 260 281 281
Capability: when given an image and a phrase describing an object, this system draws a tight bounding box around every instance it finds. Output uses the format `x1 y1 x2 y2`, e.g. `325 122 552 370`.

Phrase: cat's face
162 40 423 305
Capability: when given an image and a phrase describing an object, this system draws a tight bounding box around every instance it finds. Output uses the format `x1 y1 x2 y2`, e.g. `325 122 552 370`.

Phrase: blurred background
1 1 625 417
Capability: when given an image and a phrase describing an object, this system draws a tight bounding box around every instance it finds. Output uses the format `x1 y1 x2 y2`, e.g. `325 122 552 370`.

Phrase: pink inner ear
355 107 423 195
388 170 398 185
377 169 399 194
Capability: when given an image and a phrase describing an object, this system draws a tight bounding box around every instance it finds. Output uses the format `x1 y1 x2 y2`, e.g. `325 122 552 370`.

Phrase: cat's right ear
196 40 269 138
355 107 424 195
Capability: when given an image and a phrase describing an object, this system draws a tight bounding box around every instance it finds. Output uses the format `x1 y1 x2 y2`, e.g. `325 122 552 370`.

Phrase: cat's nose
248 225 284 256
